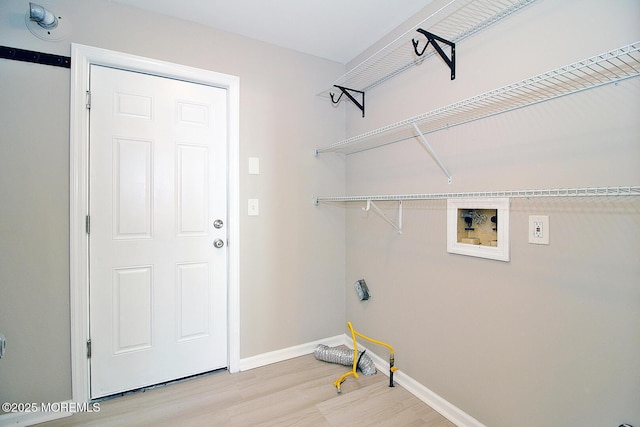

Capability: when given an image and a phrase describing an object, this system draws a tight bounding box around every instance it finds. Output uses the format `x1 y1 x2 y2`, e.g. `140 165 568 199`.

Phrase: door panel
177 144 208 235
113 137 153 238
89 65 228 398
112 266 153 354
176 262 209 341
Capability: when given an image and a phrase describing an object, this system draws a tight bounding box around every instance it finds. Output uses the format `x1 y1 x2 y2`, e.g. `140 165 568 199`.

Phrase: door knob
213 239 224 248
213 219 223 229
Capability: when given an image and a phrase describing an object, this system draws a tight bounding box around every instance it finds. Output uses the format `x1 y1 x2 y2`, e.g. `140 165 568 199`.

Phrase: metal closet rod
314 186 640 204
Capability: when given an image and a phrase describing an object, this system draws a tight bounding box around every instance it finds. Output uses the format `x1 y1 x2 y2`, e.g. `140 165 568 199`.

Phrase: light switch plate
529 215 549 245
248 157 260 175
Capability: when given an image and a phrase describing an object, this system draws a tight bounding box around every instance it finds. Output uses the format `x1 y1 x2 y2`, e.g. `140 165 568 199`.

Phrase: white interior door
88 64 228 398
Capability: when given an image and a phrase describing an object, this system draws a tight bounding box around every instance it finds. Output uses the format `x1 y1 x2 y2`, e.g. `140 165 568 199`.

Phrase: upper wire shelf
315 42 640 156
318 0 537 98
314 186 640 205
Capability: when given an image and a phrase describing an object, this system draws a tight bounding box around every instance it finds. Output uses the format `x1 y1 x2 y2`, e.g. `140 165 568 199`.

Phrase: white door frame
69 43 240 403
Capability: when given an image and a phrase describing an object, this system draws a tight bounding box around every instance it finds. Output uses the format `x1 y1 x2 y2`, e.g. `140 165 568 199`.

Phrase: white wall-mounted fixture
29 3 57 29
447 198 510 261
528 215 549 245
248 199 259 216
26 2 69 41
248 157 260 175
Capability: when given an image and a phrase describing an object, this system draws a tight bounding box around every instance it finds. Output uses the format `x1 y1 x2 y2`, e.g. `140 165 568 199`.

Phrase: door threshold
92 367 229 403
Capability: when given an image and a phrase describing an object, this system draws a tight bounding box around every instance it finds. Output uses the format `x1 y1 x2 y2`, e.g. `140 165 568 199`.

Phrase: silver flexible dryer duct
314 344 377 376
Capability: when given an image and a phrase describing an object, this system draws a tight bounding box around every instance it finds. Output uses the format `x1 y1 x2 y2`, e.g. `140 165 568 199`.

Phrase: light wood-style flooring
39 354 455 426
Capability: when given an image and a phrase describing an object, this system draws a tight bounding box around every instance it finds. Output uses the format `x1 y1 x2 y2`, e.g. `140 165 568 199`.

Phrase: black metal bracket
0 45 71 68
330 85 365 117
412 29 455 80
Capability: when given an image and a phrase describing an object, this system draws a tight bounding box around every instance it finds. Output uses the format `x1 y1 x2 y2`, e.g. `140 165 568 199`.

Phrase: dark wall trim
0 45 71 68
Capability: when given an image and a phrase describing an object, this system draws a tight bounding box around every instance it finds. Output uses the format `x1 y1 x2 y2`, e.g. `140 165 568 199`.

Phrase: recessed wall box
447 198 510 262
355 279 370 300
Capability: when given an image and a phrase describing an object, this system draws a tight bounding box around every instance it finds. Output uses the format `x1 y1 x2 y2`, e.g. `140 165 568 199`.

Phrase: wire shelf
315 42 640 155
314 186 640 204
318 0 537 97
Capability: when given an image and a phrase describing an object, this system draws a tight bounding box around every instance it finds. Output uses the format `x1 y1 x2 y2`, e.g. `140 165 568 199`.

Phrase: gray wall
343 0 640 426
0 60 72 406
1 0 638 425
0 0 345 408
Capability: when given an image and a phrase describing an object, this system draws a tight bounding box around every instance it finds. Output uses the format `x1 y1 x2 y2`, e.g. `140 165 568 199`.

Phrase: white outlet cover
529 215 549 245
248 198 259 216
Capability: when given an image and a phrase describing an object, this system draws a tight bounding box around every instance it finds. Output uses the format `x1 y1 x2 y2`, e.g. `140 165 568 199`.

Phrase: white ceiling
110 0 432 64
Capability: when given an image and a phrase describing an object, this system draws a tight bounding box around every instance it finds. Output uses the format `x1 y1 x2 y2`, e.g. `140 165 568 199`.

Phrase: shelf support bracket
363 199 403 234
412 122 452 184
330 85 365 117
412 29 456 80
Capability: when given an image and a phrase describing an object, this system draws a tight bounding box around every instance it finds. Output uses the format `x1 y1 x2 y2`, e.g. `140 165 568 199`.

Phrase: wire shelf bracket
330 85 365 117
363 199 403 234
412 29 456 80
412 122 452 184
318 0 538 97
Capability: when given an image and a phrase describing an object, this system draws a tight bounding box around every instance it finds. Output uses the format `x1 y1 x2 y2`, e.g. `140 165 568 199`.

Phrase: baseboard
347 339 486 427
234 334 484 427
0 402 72 426
238 334 345 372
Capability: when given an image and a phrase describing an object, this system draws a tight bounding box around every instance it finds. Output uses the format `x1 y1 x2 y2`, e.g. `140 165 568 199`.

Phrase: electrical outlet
529 215 549 245
248 199 259 216
533 221 543 238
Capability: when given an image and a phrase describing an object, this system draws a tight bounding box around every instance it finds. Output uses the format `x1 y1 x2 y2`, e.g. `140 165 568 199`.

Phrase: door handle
213 219 223 229
213 239 224 249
